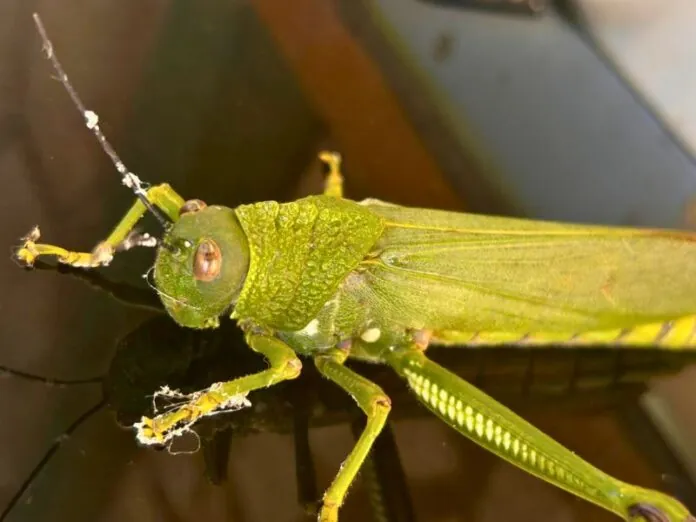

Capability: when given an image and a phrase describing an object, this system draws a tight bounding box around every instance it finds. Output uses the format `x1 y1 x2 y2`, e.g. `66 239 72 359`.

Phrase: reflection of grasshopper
14 13 696 522
5 276 694 522
2 304 417 522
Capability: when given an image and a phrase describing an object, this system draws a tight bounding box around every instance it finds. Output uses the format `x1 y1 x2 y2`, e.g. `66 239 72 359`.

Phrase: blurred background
1 0 696 521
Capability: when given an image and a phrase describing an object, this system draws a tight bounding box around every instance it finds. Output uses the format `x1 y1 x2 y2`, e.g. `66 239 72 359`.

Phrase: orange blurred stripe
251 0 462 209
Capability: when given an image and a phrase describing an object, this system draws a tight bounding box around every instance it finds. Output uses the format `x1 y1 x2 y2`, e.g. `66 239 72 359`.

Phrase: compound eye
193 239 222 282
180 199 207 216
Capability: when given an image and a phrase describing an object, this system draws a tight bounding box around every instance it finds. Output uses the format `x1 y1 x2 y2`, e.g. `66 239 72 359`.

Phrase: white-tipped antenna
32 13 169 228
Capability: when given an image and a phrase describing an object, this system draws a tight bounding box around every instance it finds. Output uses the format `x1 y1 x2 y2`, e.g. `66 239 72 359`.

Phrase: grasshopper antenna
31 13 170 229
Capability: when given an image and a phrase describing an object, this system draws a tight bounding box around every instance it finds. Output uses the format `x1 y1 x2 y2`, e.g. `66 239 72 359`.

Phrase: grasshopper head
153 202 249 329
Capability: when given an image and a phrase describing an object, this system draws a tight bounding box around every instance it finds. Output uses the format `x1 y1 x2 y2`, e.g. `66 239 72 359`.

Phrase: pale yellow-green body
16 152 696 522
22 14 696 520
227 195 696 365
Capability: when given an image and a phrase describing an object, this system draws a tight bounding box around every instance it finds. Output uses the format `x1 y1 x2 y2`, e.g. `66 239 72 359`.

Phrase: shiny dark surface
1 1 696 521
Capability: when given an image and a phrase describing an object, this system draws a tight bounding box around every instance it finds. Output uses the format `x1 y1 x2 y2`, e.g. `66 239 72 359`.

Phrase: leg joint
282 357 302 380
372 394 392 415
146 182 173 195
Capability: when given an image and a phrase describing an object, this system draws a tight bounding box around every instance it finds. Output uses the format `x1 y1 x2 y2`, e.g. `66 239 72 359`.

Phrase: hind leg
319 151 344 198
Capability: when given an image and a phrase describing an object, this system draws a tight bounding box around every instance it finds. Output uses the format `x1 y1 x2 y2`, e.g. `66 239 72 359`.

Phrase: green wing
360 202 696 346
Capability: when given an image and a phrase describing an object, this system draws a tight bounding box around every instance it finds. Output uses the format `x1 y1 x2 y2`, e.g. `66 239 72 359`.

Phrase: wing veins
383 220 639 237
365 261 604 318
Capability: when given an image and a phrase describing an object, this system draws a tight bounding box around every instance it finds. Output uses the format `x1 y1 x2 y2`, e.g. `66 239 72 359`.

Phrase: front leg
15 183 185 268
134 332 302 446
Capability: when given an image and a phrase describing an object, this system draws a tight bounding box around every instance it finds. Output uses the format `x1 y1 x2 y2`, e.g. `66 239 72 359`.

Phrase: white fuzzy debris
133 383 252 447
149 384 193 413
360 327 381 343
120 232 157 251
41 40 53 59
114 161 127 174
84 110 98 129
121 172 142 189
139 234 157 248
23 226 41 242
90 242 114 266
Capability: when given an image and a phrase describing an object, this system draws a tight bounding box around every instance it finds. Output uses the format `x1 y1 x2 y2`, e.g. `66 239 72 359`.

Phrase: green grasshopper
15 13 696 522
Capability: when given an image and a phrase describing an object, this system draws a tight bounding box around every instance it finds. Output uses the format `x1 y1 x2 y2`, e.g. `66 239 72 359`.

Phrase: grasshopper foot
133 384 251 447
14 225 115 268
14 226 42 267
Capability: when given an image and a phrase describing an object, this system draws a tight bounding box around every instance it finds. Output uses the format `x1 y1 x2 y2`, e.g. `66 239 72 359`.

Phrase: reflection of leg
319 151 344 198
292 390 319 516
134 333 301 446
30 260 163 312
15 183 184 268
350 420 415 522
314 348 391 522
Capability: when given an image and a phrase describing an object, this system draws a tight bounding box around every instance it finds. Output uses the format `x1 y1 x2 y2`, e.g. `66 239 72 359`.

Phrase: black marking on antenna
31 13 170 229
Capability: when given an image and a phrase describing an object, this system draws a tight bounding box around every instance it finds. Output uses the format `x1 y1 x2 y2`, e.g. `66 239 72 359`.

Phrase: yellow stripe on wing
432 315 696 348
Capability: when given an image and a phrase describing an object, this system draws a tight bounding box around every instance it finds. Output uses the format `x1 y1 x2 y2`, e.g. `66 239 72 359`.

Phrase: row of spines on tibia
386 349 627 518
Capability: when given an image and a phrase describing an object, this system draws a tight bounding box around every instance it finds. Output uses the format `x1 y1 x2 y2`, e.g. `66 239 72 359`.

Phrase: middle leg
314 348 391 522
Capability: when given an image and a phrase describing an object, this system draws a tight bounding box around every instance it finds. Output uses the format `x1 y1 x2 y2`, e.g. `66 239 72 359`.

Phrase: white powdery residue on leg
133 383 252 447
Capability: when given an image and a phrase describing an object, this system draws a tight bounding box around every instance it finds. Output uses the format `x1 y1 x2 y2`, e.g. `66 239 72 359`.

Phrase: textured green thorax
232 195 384 331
